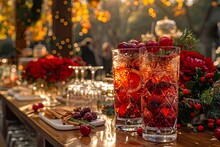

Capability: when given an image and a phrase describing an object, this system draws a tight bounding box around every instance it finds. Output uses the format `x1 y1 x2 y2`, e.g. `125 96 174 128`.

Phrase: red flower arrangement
179 50 217 85
175 30 220 130
22 56 84 83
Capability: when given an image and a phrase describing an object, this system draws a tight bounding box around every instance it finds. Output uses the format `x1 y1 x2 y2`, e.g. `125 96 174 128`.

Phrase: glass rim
113 46 180 50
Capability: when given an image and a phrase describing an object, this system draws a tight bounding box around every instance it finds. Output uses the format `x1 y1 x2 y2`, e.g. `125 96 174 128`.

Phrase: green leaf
213 71 220 82
185 81 196 89
196 68 203 77
200 89 213 104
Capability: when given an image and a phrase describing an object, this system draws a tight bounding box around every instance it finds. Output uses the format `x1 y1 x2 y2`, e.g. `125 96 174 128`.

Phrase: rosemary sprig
174 29 200 52
69 118 95 128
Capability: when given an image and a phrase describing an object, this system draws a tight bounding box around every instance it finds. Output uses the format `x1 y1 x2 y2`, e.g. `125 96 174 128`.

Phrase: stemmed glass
90 66 104 83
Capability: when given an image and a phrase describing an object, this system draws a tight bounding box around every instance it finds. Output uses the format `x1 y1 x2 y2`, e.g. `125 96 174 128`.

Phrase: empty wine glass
89 66 104 83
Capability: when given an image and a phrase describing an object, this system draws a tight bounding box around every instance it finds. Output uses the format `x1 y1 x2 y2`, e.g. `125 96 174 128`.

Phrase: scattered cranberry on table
80 124 91 136
32 102 44 112
137 127 143 136
38 102 44 108
214 128 220 140
197 125 204 132
177 124 181 129
32 104 39 112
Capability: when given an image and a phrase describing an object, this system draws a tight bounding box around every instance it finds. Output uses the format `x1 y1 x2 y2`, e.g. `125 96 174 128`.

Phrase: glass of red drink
112 48 142 131
140 46 180 142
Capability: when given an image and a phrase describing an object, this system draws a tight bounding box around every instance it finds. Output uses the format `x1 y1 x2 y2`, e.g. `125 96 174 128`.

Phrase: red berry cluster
199 72 215 83
117 36 174 53
185 101 202 117
72 107 97 122
207 118 220 129
196 119 220 140
32 103 44 112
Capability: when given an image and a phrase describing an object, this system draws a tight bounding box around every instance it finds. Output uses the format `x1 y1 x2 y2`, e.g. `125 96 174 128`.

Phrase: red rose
180 50 216 84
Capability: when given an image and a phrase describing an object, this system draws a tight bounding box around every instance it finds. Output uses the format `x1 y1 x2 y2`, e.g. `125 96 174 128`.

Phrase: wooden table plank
1 91 220 147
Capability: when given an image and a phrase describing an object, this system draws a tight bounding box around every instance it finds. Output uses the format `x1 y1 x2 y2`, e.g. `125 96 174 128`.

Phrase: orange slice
127 69 141 93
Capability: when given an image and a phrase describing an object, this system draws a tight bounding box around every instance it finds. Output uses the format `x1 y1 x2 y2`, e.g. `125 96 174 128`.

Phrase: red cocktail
112 47 142 131
140 46 180 142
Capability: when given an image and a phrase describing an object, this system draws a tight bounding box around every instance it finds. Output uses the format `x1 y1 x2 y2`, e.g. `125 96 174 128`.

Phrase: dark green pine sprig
174 29 200 51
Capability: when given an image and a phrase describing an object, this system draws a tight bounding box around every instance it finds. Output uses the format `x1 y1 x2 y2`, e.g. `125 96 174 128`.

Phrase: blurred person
102 42 113 75
80 37 97 66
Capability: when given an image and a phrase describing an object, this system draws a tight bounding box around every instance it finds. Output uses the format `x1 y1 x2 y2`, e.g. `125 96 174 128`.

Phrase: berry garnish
214 128 220 140
158 36 174 46
83 112 93 122
127 43 137 48
145 40 159 53
32 104 39 112
138 42 145 48
72 112 82 119
117 42 129 49
195 103 202 110
197 125 204 132
129 39 139 45
38 103 44 108
183 89 189 95
208 122 214 128
216 119 220 126
80 124 91 136
137 127 143 136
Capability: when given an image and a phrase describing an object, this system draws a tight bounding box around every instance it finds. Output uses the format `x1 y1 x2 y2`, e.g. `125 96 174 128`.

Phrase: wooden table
1 90 220 147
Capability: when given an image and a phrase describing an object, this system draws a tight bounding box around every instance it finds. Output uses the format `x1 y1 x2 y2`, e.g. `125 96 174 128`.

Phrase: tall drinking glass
112 48 142 131
140 46 180 142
